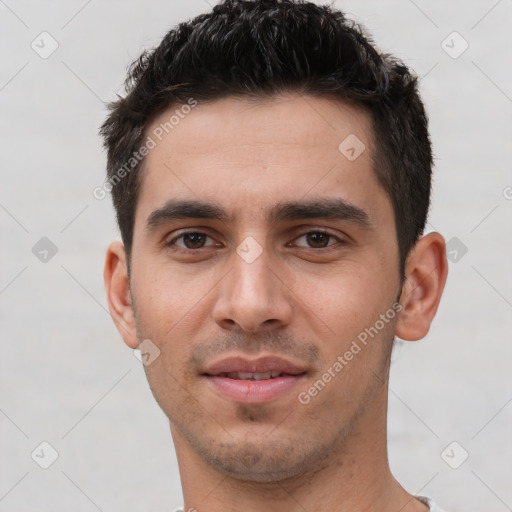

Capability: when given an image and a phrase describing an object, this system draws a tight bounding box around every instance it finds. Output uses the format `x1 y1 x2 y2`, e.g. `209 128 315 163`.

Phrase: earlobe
104 241 139 349
395 232 448 341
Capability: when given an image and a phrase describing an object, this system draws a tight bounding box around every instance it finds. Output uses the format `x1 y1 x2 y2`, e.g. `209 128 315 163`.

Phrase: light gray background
1 1 511 511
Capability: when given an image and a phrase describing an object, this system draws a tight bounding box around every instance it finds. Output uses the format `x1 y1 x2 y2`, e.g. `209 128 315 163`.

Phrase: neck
170 384 428 512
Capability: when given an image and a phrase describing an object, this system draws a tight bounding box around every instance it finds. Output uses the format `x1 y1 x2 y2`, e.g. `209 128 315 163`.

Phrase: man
101 1 448 510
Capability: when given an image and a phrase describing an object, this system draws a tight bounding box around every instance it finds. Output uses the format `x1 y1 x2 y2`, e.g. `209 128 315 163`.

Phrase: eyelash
166 229 346 254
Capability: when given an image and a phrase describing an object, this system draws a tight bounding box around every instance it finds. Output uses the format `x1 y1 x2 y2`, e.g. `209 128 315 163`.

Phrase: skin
104 94 448 512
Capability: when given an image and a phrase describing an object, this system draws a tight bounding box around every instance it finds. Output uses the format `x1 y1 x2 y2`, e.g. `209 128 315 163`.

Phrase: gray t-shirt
176 497 444 511
416 495 445 511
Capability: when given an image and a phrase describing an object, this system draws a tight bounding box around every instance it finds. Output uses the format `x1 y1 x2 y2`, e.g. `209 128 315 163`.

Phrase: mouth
207 371 306 380
202 369 307 403
200 354 309 403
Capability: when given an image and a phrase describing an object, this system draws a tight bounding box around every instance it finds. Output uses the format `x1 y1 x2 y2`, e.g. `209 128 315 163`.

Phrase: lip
204 374 307 403
201 354 308 404
202 355 307 376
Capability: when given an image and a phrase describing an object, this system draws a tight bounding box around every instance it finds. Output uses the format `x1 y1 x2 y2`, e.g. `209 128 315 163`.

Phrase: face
116 94 406 481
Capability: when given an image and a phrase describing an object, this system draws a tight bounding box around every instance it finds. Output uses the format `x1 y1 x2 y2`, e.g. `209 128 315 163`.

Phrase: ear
395 232 448 341
104 241 139 349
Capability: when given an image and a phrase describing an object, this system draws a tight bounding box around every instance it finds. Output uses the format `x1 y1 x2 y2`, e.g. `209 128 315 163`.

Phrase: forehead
145 94 373 160
135 94 386 229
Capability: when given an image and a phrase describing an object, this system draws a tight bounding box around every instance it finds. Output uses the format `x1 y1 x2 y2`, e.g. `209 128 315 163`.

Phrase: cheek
133 261 207 321
293 260 393 336
131 262 225 376
296 270 396 400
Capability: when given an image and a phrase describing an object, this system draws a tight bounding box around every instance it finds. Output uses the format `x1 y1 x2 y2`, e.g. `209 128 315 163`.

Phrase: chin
196 435 332 484
211 454 305 483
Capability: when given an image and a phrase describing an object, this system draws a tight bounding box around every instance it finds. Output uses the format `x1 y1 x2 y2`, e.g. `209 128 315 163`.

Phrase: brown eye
305 232 331 248
180 233 208 249
293 230 342 249
168 232 217 251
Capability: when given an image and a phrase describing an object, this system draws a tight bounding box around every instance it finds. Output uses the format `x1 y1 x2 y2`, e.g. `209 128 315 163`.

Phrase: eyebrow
145 197 372 231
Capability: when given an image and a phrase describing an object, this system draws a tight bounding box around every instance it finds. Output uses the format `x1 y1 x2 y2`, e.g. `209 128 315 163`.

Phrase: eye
167 231 219 251
292 230 344 249
165 229 346 254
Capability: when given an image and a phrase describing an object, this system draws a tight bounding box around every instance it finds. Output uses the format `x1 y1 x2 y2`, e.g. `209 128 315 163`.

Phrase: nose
212 244 293 333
